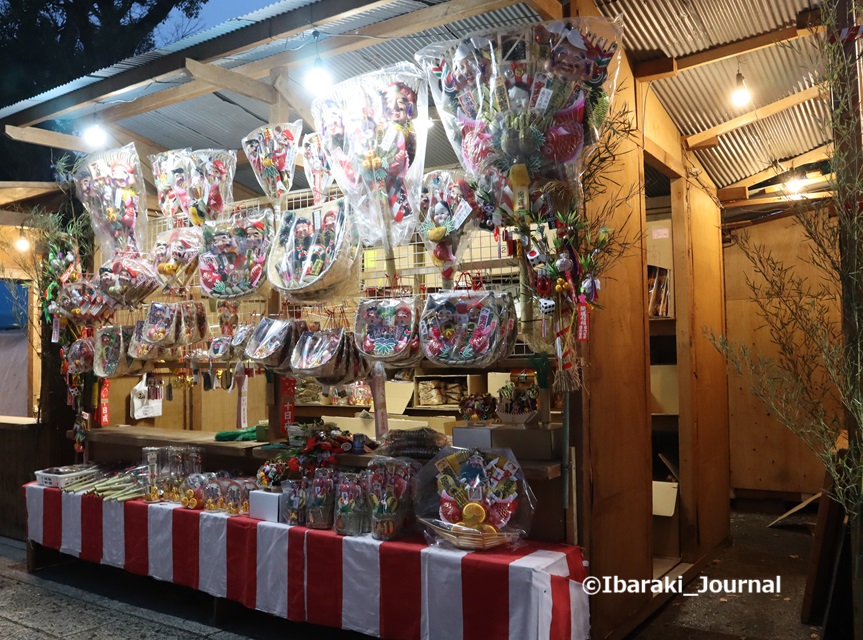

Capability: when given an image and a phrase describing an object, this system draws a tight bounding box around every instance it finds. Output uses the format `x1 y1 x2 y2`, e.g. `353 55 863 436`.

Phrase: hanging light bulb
785 171 805 193
304 31 332 92
15 228 30 252
82 123 108 149
730 71 751 107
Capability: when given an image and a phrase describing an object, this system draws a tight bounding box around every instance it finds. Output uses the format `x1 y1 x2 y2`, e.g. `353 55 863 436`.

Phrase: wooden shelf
69 426 263 462
334 452 561 481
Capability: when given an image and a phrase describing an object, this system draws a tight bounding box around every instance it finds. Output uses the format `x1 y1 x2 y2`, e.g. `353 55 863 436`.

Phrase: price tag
452 198 474 229
51 317 60 343
99 380 111 426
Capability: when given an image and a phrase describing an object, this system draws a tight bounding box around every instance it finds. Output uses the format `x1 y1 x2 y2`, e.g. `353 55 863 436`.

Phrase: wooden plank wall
574 2 652 636
724 216 826 494
672 181 730 560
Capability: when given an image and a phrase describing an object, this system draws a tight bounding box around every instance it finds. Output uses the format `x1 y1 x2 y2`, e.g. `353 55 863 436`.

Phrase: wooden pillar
670 178 730 561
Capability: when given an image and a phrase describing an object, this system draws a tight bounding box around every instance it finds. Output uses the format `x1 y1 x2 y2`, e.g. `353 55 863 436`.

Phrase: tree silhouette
0 0 207 180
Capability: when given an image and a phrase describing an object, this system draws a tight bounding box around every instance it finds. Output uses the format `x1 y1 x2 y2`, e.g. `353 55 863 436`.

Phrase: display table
25 483 589 640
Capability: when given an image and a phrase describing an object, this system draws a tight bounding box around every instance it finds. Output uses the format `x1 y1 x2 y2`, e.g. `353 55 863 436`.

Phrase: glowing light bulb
82 124 108 149
304 58 332 92
15 235 30 252
730 72 751 107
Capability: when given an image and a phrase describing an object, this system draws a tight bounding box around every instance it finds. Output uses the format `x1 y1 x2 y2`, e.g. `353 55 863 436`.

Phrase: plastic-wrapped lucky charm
419 170 480 288
149 148 195 223
415 19 622 223
419 290 516 367
199 204 273 299
150 227 202 289
74 143 148 256
243 122 303 200
354 297 422 366
266 198 359 300
189 149 237 223
311 62 429 253
306 468 335 530
66 338 95 374
302 132 334 205
282 479 307 525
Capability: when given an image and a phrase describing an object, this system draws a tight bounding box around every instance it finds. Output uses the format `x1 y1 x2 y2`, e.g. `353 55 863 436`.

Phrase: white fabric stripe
509 551 568 640
198 512 228 598
570 581 590 640
59 491 82 557
101 499 125 568
421 546 469 640
255 522 288 617
25 484 44 544
341 535 381 636
148 503 178 581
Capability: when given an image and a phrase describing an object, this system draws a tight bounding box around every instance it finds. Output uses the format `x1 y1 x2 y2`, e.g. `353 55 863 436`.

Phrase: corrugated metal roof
0 0 323 120
598 0 827 195
597 0 813 61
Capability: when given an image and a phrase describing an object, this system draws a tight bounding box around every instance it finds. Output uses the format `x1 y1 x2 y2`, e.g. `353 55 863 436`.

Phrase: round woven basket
420 518 520 551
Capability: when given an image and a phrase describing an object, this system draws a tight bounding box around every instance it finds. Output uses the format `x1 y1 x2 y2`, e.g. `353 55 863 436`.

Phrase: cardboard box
652 480 680 558
249 489 285 523
322 416 428 438
414 374 486 406
452 425 563 460
650 365 679 414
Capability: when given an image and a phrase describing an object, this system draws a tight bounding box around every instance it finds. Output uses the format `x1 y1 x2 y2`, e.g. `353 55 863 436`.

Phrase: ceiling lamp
14 228 30 253
82 123 108 149
304 31 332 92
730 71 751 108
785 173 805 193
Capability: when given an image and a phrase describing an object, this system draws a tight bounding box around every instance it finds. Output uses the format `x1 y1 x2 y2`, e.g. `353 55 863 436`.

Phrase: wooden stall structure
0 0 801 636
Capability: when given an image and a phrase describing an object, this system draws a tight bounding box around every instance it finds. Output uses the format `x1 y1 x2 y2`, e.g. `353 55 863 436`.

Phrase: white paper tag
452 198 474 229
535 87 553 111
51 317 60 343
240 377 248 429
382 125 398 152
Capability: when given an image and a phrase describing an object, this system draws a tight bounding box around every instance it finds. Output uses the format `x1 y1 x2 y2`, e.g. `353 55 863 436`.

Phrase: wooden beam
4 124 92 154
0 182 62 207
634 14 825 81
754 173 833 195
725 143 832 189
96 0 523 124
185 58 278 104
643 136 685 179
722 190 833 209
0 209 29 227
522 0 563 20
688 135 719 150
272 75 315 129
685 86 822 149
718 186 748 202
3 0 399 127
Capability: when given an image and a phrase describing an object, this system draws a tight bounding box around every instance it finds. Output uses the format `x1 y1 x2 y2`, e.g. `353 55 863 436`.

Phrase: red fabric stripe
79 493 103 563
380 540 422 640
226 516 258 610
528 541 588 582
42 488 62 550
123 500 149 575
287 526 307 622
172 508 200 589
304 529 342 628
461 546 535 640
548 574 572 640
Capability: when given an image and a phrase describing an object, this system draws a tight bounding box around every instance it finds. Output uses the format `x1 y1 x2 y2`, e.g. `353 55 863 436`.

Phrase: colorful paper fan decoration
415 18 621 221
199 204 273 299
302 133 334 205
311 62 429 268
419 170 481 288
74 143 148 256
242 122 303 200
189 149 237 223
